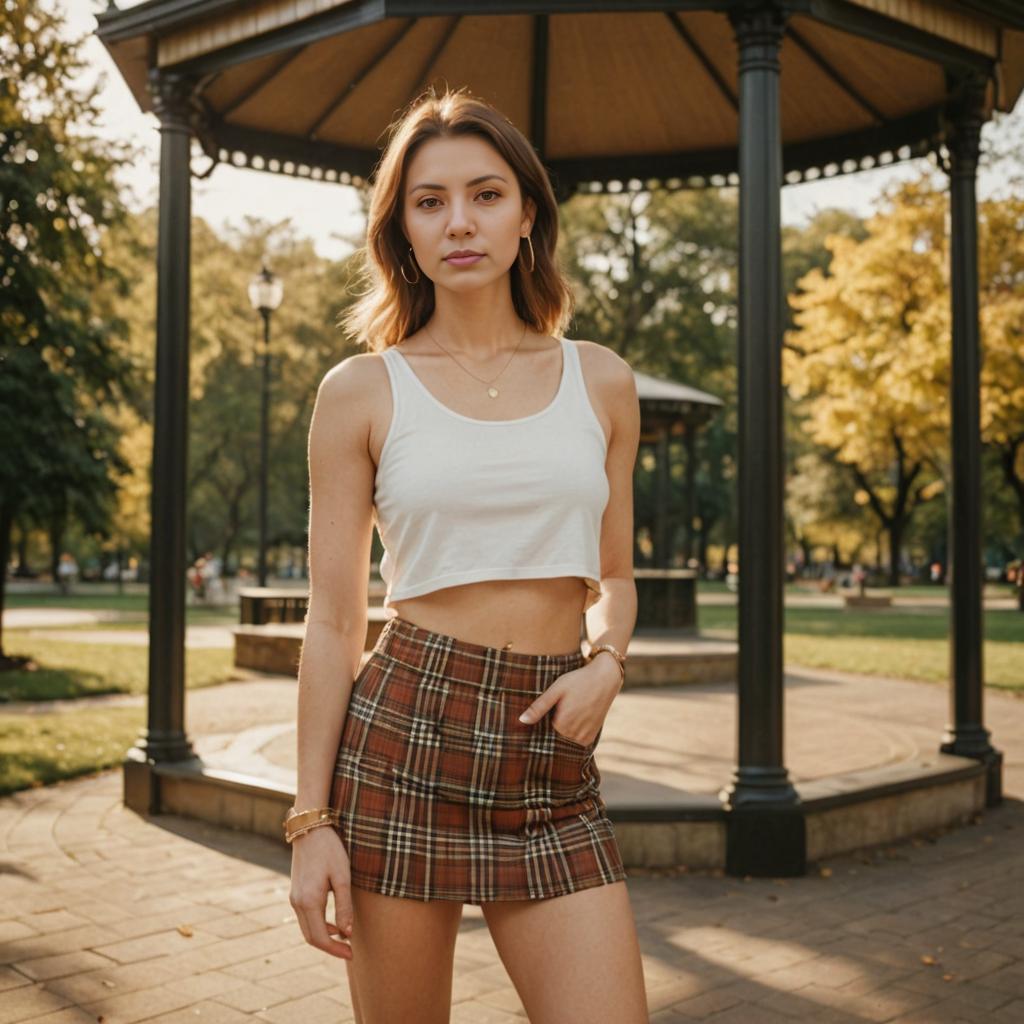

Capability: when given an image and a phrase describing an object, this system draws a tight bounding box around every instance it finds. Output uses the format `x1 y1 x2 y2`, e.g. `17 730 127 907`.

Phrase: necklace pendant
487 386 499 398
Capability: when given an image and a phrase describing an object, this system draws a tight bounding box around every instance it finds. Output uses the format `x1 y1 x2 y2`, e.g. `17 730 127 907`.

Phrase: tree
559 187 738 570
784 170 1024 583
0 0 138 667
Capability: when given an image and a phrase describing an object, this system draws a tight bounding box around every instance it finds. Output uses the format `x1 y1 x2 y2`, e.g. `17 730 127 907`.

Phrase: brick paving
3 599 1024 1021
1 763 1022 1022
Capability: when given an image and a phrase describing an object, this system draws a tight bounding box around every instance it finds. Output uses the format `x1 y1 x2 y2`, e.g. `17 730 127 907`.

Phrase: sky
70 1 1022 263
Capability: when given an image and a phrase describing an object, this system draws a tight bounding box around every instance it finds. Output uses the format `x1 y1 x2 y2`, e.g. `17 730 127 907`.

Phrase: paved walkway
2 767 1023 1023
3 601 1024 1021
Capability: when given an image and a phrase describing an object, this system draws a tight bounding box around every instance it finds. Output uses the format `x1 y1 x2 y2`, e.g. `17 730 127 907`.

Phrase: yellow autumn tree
784 170 1024 583
977 194 1024 544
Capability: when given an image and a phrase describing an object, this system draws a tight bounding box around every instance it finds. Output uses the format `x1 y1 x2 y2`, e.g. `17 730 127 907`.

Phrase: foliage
0 0 140 659
559 188 739 566
104 206 367 571
784 169 1024 577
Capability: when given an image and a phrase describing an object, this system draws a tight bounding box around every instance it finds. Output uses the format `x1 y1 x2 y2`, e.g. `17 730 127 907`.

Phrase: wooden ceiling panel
789 15 945 121
377 15 535 143
222 19 403 136
546 12 738 160
203 50 293 113
313 16 526 146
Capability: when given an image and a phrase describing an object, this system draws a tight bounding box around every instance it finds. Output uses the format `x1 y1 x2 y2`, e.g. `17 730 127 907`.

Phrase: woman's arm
584 345 641 676
295 355 379 809
518 343 640 740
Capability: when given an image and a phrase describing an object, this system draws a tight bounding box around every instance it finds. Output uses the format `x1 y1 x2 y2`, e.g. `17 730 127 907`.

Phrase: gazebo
96 0 1022 877
633 371 723 631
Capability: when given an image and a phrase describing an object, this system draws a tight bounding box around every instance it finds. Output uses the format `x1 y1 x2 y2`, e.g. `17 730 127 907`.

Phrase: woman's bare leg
481 881 648 1024
344 886 464 1024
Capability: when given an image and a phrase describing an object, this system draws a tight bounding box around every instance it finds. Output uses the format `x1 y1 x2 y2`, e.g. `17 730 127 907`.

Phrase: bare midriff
387 576 589 655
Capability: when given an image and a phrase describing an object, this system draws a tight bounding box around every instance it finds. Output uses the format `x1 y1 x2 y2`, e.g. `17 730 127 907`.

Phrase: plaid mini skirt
328 615 627 903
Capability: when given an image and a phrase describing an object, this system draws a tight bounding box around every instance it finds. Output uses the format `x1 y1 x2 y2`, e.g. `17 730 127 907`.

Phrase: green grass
698 604 1023 692
0 631 239 795
4 590 239 625
5 591 151 612
0 705 145 797
14 613 239 631
0 633 237 703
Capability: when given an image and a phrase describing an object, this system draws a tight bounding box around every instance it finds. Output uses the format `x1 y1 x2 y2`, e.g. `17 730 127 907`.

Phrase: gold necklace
421 321 528 399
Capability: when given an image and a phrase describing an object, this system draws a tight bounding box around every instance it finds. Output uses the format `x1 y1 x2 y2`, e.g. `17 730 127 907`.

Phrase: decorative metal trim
190 99 946 194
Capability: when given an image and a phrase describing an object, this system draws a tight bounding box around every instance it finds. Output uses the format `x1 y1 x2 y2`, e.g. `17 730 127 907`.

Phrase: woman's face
401 133 536 291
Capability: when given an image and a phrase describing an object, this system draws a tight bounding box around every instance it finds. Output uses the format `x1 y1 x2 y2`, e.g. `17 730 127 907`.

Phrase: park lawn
0 632 237 702
0 704 144 797
0 631 241 795
9 614 240 631
3 591 151 612
699 604 1023 694
3 591 239 626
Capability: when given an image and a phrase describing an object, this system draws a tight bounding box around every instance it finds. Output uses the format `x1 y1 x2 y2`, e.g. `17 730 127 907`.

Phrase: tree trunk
15 526 29 576
888 516 905 587
0 500 13 659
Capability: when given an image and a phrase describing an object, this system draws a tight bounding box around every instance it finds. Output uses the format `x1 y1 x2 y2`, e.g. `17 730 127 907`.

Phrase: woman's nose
445 203 474 232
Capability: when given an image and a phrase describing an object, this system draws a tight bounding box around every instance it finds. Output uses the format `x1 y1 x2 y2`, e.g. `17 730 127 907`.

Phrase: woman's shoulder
572 338 636 395
319 349 393 399
313 351 395 438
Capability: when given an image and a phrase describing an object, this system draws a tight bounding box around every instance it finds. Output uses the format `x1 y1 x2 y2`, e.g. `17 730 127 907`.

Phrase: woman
286 86 647 1024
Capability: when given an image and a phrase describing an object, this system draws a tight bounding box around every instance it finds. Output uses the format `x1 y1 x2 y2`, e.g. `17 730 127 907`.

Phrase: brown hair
339 85 575 353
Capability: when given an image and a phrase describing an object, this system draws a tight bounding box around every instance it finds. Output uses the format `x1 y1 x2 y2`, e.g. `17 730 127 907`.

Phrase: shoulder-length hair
339 85 575 353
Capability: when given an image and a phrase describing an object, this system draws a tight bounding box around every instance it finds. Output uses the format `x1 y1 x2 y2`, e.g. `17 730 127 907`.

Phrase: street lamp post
247 263 284 589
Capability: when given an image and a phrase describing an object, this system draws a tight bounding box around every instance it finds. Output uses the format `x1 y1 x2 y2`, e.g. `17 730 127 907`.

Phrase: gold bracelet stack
585 642 627 685
283 805 341 844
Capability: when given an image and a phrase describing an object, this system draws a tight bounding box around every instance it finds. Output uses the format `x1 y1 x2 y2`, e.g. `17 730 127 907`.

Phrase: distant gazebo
632 371 723 630
635 372 722 568
97 0 1022 877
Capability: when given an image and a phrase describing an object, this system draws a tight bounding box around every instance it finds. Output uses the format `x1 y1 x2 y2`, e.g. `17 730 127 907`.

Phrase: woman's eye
417 190 500 209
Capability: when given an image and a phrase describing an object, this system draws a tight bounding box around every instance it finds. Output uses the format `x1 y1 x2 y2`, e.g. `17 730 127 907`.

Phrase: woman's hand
288 825 356 960
517 655 623 747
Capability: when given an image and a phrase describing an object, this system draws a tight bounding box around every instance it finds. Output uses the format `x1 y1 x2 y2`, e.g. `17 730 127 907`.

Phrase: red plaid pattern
328 615 628 903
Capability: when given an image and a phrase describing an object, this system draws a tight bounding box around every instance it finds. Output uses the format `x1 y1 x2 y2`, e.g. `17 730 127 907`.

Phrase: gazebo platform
128 662 990 874
232 611 738 685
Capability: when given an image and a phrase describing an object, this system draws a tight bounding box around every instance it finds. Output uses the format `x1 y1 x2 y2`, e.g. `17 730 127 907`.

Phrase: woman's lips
444 253 484 266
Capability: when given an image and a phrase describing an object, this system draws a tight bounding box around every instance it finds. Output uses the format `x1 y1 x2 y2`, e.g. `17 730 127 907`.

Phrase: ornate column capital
728 0 791 72
945 73 989 178
148 69 197 134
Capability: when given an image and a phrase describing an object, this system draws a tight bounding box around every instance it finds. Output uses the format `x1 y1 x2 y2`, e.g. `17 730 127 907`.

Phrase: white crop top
372 336 609 613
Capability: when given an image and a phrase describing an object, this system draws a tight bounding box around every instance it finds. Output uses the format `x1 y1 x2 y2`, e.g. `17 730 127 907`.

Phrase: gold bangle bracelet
283 806 340 843
586 644 626 683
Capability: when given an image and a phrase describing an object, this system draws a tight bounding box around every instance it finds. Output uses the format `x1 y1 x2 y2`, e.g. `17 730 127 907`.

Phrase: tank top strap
558 337 607 448
559 337 588 407
378 345 412 435
381 342 448 419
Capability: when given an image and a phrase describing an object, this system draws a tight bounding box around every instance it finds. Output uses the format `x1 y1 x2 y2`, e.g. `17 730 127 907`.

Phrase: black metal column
655 425 670 565
258 310 271 587
939 74 1003 806
720 0 805 876
124 71 197 811
683 421 696 567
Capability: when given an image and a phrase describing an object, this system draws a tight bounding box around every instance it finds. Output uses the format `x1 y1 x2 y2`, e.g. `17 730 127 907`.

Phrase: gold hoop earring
400 246 420 284
519 234 535 273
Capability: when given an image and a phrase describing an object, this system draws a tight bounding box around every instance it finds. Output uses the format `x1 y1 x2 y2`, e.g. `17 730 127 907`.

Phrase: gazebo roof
635 371 723 409
96 1 1024 193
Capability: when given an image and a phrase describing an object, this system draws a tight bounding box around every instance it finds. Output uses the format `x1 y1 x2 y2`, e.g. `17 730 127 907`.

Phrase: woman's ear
521 195 537 235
